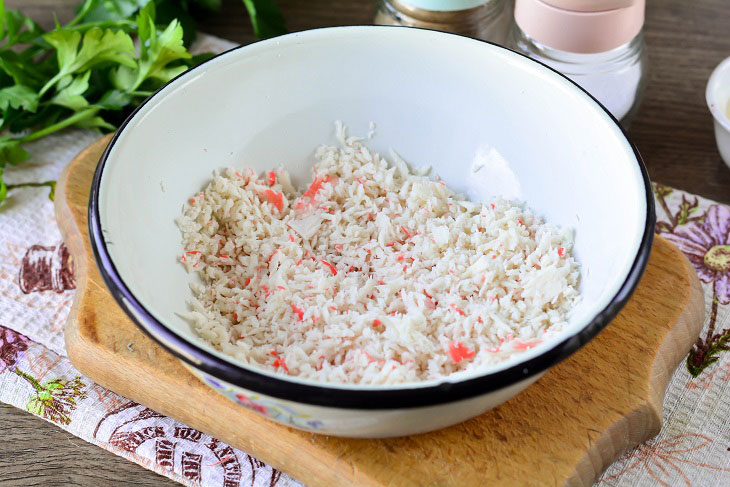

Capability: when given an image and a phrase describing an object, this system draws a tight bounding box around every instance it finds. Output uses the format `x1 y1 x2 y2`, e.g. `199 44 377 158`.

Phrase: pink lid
515 0 645 54
540 0 636 11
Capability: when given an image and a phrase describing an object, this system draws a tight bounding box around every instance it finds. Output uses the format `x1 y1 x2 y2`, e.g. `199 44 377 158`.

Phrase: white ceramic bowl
90 26 654 438
707 55 730 170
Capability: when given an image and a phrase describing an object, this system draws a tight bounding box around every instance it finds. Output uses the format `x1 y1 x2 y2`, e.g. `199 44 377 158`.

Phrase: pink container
511 0 647 122
514 0 645 54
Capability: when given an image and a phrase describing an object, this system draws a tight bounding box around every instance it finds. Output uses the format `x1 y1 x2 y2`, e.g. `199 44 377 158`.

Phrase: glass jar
511 0 647 125
375 0 512 45
511 28 647 124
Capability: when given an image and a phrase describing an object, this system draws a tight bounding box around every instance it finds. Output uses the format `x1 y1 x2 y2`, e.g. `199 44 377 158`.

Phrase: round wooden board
57 135 705 486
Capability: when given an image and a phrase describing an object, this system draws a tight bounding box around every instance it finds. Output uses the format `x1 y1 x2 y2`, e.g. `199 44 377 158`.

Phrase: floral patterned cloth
597 186 730 487
0 33 294 487
1 34 730 487
0 327 293 486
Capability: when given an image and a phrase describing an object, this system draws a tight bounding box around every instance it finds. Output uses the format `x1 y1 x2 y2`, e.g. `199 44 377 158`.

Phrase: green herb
76 0 286 45
110 2 190 93
0 84 39 111
5 180 56 201
0 1 183 203
241 0 286 40
41 27 137 96
0 0 286 205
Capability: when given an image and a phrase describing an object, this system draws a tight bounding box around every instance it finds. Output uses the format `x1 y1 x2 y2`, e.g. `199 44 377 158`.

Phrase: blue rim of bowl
89 25 655 409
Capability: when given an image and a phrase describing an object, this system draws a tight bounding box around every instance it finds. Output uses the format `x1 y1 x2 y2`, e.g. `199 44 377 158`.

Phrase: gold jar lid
396 0 491 10
379 0 504 37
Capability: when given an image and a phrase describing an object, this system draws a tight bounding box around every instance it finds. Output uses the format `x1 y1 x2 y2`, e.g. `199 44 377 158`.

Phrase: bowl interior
97 26 648 389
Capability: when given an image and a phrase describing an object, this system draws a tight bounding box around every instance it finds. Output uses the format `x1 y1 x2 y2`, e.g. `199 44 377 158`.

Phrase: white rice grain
177 124 580 385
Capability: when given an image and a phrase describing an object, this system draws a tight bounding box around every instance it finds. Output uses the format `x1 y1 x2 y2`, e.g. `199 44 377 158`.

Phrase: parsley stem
6 181 56 200
19 107 99 143
66 0 94 28
39 72 64 97
66 20 136 32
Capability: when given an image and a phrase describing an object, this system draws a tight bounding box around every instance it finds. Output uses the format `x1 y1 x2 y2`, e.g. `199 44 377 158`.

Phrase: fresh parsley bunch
0 0 286 203
78 0 287 46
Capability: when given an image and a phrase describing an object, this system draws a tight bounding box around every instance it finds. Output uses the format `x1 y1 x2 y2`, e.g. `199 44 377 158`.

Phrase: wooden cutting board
57 135 705 487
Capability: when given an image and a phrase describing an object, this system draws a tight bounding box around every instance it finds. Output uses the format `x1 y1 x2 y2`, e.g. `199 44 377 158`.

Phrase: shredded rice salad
177 123 580 385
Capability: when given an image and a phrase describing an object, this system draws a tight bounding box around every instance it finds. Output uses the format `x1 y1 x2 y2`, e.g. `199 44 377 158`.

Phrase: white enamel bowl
90 26 654 438
707 55 730 170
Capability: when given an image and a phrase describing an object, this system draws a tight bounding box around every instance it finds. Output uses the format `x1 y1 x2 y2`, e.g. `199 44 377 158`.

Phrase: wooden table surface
1 0 729 486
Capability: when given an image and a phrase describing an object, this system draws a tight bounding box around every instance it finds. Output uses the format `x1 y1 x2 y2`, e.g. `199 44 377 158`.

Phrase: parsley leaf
97 89 131 110
41 27 135 95
76 114 115 130
78 0 151 23
0 0 288 206
111 2 189 92
0 84 38 112
0 50 48 88
77 0 285 41
1 8 44 47
50 71 91 111
0 135 29 166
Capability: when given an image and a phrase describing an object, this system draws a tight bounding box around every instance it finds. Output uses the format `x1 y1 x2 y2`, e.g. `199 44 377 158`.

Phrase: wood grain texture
4 0 729 485
0 403 179 487
628 0 730 204
54 135 705 487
